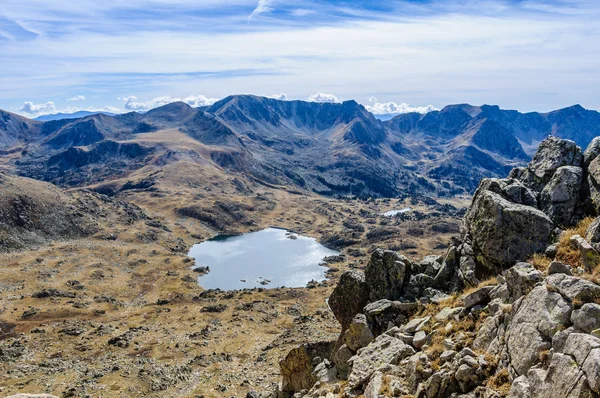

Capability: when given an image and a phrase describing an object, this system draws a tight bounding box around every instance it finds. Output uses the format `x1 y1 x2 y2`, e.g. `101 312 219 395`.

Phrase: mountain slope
1 97 599 197
34 110 117 122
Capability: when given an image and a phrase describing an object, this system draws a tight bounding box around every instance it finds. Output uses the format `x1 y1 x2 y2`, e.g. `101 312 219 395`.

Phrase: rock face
364 249 409 301
465 190 554 270
279 341 335 393
347 334 414 388
463 137 591 274
329 271 369 331
539 166 583 225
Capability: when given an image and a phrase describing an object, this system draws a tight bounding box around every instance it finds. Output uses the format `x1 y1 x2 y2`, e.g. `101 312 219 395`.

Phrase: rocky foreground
272 136 600 398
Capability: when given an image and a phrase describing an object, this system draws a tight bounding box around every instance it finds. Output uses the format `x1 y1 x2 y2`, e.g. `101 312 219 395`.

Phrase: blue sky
1 0 599 117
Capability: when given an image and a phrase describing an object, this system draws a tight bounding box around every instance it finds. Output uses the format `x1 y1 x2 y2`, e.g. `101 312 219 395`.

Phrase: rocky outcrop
364 250 410 301
279 341 335 393
329 271 369 331
463 137 594 276
278 136 600 397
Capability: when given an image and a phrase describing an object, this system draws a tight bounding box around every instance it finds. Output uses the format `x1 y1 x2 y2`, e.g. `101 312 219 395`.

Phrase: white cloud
365 97 438 115
2 1 600 112
248 0 274 21
307 92 340 103
291 9 315 17
120 95 219 111
68 95 86 101
20 101 56 115
182 95 220 107
268 93 288 100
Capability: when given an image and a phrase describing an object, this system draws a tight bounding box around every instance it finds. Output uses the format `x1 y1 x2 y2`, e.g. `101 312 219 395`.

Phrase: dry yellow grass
555 217 595 267
529 253 552 272
487 368 511 397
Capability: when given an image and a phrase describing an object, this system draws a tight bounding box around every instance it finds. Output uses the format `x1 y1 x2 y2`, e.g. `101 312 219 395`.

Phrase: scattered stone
547 261 572 276
462 285 495 309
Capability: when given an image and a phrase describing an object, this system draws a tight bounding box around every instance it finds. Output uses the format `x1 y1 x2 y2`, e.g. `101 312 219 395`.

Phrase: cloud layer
2 1 600 114
120 95 220 111
366 97 438 115
20 101 56 115
307 92 340 103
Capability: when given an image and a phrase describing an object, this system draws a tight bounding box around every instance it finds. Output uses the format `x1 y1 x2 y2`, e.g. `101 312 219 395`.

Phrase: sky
1 0 600 118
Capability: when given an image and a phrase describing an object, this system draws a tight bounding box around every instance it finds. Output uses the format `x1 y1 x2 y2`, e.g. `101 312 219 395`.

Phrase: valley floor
0 170 466 397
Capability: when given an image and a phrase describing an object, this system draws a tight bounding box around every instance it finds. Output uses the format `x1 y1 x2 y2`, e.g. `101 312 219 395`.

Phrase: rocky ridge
274 136 600 397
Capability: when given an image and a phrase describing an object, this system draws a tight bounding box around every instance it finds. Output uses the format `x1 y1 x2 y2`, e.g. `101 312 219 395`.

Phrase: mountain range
1 95 599 197
33 110 117 122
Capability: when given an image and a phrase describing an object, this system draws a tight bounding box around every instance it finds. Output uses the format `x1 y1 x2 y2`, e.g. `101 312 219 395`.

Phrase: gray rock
539 166 583 225
404 316 431 334
552 327 575 352
570 234 599 271
422 288 451 304
587 156 600 214
332 344 353 378
329 270 370 330
489 284 510 302
363 371 384 398
464 190 554 270
434 306 463 322
545 244 558 258
584 137 600 167
547 261 572 276
413 330 428 349
582 348 600 393
527 137 583 185
458 254 478 287
364 300 416 336
563 333 600 364
505 262 544 300
417 255 444 277
473 312 503 352
364 249 408 301
279 341 335 393
455 363 476 384
440 350 457 363
507 286 571 375
423 370 452 398
508 375 531 398
462 285 495 309
344 314 375 352
586 217 600 244
520 352 593 398
347 334 415 388
5 395 59 398
571 303 600 333
504 182 539 207
546 273 600 302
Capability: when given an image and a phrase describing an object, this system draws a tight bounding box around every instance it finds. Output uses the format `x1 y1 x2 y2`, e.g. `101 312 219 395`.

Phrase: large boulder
572 303 600 333
364 249 409 301
279 341 336 393
506 286 572 376
586 156 600 214
465 189 554 270
347 334 415 388
344 314 374 352
546 273 600 302
584 136 600 167
524 136 583 191
539 166 583 226
505 262 543 301
329 270 370 330
586 217 600 244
